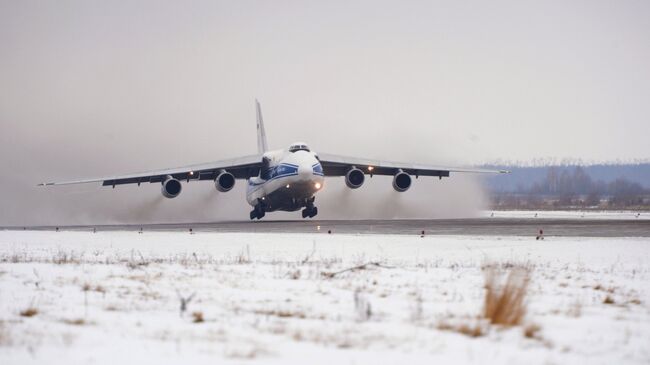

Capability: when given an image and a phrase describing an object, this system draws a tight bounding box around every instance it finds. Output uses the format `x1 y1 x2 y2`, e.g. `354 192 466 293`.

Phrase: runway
9 218 650 237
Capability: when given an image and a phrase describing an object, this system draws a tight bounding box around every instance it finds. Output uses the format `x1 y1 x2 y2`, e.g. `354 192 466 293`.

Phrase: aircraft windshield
289 144 310 152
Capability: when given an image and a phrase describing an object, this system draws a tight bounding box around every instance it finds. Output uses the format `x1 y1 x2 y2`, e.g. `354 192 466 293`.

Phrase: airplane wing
38 154 263 187
317 152 508 178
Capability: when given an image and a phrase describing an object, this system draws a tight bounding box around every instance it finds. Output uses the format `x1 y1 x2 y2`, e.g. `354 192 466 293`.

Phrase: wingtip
500 170 511 174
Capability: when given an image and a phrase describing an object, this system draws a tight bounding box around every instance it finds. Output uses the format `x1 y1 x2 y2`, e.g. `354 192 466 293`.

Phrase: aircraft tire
309 207 318 218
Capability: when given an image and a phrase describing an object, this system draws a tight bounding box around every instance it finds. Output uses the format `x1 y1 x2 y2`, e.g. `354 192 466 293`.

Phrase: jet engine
215 171 236 192
345 167 365 189
392 170 412 192
161 176 182 198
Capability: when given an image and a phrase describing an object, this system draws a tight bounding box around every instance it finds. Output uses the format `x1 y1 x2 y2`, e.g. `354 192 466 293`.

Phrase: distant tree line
490 166 649 210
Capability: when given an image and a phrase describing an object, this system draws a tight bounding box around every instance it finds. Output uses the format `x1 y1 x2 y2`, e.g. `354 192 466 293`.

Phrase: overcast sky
1 1 649 225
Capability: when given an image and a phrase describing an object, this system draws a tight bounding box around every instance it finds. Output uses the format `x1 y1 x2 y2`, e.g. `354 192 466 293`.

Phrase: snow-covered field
1 230 649 364
483 210 649 220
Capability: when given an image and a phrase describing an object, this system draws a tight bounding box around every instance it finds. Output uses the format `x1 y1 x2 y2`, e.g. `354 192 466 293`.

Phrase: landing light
286 184 290 188
368 166 374 172
314 182 322 189
189 171 194 176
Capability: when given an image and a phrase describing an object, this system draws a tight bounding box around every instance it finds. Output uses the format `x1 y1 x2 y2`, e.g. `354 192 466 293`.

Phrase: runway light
368 166 374 172
286 184 290 188
314 182 322 189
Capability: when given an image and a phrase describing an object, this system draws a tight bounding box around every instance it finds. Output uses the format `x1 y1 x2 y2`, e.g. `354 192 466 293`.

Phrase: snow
1 230 649 364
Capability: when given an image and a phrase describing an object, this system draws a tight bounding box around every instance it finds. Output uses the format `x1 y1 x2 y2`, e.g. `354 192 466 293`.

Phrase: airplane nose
298 164 312 180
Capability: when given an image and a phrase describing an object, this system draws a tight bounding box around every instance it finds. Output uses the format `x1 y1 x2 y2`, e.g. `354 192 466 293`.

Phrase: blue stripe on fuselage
250 163 300 186
312 163 323 176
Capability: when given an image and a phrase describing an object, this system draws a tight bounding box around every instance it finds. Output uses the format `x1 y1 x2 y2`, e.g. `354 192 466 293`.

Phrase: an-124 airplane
40 101 508 219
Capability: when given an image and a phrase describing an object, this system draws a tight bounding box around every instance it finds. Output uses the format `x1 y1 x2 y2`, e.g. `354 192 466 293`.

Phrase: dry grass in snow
483 265 530 326
19 307 38 318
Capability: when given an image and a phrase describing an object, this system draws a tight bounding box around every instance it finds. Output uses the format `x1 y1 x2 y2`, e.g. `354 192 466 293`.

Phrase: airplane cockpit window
289 143 310 152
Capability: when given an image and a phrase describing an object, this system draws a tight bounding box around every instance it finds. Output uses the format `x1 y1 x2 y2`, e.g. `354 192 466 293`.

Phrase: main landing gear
250 198 318 220
250 201 266 220
302 200 318 219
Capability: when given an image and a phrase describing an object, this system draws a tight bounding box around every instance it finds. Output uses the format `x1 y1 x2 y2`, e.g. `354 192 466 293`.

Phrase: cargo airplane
40 101 508 219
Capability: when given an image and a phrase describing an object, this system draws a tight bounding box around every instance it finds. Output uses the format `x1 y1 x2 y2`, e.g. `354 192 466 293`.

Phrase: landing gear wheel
250 204 266 220
250 210 266 220
301 206 318 219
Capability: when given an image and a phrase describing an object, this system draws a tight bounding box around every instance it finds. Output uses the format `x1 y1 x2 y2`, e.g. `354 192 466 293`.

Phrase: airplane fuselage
246 147 324 213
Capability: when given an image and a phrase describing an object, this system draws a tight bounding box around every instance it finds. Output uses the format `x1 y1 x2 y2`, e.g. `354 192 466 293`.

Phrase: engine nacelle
161 176 182 198
345 167 365 189
215 171 236 192
392 171 412 192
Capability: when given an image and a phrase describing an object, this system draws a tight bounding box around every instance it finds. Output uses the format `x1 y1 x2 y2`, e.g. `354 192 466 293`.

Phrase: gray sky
1 0 649 225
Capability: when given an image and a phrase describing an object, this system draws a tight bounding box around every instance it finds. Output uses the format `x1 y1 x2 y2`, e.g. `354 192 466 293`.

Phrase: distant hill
481 163 650 193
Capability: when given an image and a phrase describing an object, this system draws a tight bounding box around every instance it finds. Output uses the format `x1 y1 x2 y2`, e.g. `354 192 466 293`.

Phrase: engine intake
345 167 365 189
392 171 411 192
215 171 235 192
161 176 182 198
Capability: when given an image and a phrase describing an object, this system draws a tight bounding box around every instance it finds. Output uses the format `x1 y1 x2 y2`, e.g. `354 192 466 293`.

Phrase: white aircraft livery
40 101 508 219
